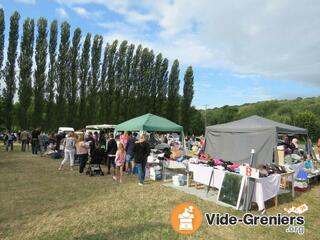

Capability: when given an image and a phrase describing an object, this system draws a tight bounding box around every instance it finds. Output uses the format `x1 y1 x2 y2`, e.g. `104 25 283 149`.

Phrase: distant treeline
0 9 197 134
202 97 320 141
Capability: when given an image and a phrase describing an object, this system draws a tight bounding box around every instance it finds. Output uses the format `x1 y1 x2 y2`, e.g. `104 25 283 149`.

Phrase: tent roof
115 113 183 132
206 115 308 134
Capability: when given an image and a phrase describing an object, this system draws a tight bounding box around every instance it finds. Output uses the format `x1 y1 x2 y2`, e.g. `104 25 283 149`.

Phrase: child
115 142 126 183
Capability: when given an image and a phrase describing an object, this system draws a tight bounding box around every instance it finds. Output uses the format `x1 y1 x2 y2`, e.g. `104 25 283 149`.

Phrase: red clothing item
120 135 129 149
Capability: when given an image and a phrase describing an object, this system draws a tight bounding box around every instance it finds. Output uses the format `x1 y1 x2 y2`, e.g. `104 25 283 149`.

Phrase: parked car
58 127 75 134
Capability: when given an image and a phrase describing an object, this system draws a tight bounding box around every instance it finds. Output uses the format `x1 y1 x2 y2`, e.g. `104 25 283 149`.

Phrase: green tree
151 53 162 114
33 18 47 128
79 33 91 127
0 9 4 127
88 34 103 123
144 50 154 113
156 58 168 116
166 59 180 123
113 40 127 122
294 111 318 140
137 48 154 115
121 43 134 121
46 20 58 130
106 40 118 123
189 107 204 135
18 18 34 129
3 11 20 129
56 21 70 126
129 44 142 118
99 43 109 123
0 8 5 79
66 27 81 127
181 66 194 134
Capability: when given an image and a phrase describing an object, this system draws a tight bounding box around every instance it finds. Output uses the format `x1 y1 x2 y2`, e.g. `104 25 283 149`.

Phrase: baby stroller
86 148 105 176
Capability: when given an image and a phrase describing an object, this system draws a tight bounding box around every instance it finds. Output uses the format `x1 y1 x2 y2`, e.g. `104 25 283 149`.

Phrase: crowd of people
3 129 320 185
1 129 152 186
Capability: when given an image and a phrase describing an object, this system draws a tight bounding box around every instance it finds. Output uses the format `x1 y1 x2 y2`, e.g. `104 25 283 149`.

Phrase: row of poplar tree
0 9 196 133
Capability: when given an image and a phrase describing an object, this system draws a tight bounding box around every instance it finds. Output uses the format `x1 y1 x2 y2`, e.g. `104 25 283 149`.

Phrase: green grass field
0 145 319 240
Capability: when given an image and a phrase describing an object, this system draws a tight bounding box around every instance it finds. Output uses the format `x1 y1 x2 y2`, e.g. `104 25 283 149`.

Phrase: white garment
61 149 75 166
188 163 281 211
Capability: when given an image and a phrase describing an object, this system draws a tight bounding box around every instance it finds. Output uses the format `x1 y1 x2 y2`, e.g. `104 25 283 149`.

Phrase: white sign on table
239 166 260 179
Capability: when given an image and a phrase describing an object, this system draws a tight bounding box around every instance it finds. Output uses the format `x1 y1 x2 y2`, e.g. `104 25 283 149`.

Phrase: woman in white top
58 132 76 171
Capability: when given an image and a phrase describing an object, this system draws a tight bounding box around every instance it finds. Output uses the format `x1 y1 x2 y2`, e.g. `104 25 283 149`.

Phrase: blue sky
1 0 320 108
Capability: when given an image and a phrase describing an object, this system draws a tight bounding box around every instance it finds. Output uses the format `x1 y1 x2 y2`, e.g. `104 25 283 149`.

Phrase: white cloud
15 0 36 4
55 8 68 19
71 6 102 19
72 7 89 18
55 0 320 86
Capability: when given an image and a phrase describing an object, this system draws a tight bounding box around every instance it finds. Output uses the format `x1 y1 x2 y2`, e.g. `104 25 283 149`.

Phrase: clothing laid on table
115 150 126 167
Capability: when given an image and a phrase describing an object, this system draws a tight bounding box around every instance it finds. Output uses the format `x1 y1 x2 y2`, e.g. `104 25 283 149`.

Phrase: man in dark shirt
31 128 40 154
125 132 137 174
133 134 150 185
106 133 117 176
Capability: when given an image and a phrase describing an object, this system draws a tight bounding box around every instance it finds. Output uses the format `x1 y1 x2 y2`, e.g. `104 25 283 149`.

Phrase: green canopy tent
115 113 185 149
116 113 183 132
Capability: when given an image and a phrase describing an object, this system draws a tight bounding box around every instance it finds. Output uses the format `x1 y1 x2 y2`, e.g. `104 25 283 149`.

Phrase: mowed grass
0 145 319 240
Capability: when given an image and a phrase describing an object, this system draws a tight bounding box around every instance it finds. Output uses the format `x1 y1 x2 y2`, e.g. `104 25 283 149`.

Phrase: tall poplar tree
106 40 118 123
3 11 20 129
181 66 194 134
56 21 70 126
156 58 168 116
66 27 81 126
46 20 58 129
18 18 34 129
121 43 134 121
0 8 4 127
99 43 109 122
113 40 127 122
137 48 149 115
166 59 180 123
151 53 162 113
129 45 142 118
79 33 91 126
0 8 5 78
88 34 103 123
33 18 47 128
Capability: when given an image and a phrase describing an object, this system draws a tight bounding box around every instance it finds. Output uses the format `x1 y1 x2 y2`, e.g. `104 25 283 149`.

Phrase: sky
1 0 320 108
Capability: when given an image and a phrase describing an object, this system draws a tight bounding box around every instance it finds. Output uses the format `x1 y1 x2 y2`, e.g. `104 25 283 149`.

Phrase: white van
85 124 115 135
58 127 75 134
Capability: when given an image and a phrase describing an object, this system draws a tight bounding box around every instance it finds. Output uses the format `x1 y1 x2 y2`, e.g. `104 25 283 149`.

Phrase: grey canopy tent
205 115 308 165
